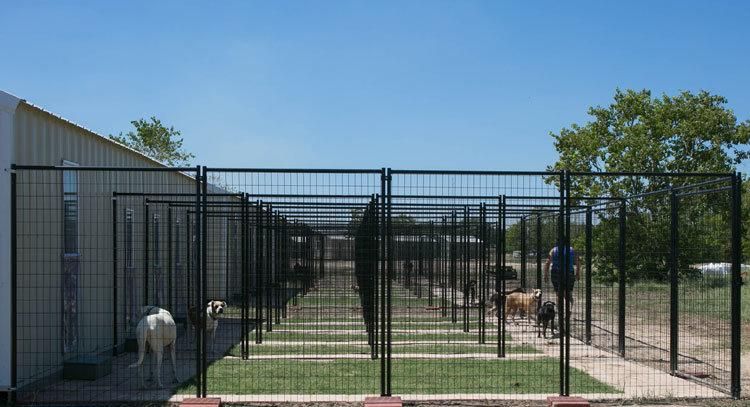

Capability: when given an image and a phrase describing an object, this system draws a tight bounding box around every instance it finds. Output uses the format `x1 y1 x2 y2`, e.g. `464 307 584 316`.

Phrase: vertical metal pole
266 207 273 332
256 201 264 344
520 217 527 289
418 232 423 298
168 206 173 313
585 206 592 345
112 195 118 355
618 199 626 358
186 215 192 320
441 216 447 318
558 173 565 395
193 166 202 398
144 202 150 306
242 195 249 359
429 221 434 306
499 196 506 357
463 206 469 333
564 171 571 396
670 188 679 374
379 171 387 396
385 169 393 396
10 170 18 403
730 173 742 399
320 234 325 279
451 211 457 323
274 214 281 326
200 167 208 398
479 204 486 344
536 213 542 290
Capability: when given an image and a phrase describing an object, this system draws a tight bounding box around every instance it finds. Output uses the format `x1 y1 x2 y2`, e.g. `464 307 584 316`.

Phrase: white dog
188 300 227 353
128 306 179 388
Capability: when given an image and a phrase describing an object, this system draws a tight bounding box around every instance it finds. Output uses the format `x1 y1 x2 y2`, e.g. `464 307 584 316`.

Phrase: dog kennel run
8 165 744 404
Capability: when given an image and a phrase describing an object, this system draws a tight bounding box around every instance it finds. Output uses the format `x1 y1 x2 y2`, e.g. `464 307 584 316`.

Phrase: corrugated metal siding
12 103 232 387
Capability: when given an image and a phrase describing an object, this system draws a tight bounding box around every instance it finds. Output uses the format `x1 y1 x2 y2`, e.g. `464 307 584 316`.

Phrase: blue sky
2 1 749 171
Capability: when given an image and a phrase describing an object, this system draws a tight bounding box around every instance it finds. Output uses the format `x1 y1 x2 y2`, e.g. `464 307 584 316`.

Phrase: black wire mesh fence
8 166 744 404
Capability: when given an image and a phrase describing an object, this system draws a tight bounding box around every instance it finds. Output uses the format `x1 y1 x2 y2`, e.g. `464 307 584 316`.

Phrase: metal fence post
618 199 626 358
564 170 571 396
520 217 527 289
499 196 507 358
379 169 387 396
112 194 118 355
585 206 592 345
10 169 17 404
385 168 393 397
167 206 173 313
256 200 264 344
670 188 679 374
730 173 742 399
193 166 202 398
200 166 208 397
536 212 542 290
463 206 469 333
144 201 150 306
557 173 565 396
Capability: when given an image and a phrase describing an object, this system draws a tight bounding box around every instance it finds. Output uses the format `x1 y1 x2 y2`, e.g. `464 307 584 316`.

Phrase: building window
125 209 134 268
62 160 79 254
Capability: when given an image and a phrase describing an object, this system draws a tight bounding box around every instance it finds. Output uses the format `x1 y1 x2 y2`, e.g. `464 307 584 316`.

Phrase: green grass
626 280 750 323
226 342 538 357
275 321 499 331
255 331 510 343
179 357 619 395
281 315 486 324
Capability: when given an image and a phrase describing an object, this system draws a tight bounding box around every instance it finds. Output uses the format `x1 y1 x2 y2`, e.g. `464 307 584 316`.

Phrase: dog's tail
128 324 147 368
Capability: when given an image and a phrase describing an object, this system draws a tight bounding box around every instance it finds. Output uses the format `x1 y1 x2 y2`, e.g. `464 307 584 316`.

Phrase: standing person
543 245 580 315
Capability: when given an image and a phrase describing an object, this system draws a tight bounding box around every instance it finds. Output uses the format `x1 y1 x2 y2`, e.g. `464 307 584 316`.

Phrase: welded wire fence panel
13 167 201 404
201 169 383 403
567 174 738 399
10 166 743 404
387 171 578 400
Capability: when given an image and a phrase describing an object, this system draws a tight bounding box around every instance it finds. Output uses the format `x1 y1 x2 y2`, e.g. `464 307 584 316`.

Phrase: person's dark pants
551 270 575 307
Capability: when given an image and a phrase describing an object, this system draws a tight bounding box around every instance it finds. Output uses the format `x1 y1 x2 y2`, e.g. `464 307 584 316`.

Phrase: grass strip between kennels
178 357 619 394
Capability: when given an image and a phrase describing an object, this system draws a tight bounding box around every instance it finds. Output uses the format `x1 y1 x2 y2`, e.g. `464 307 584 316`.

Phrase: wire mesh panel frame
8 166 744 403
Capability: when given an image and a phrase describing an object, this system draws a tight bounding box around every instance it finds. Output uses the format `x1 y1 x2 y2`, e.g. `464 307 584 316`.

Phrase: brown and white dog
188 300 227 353
128 306 179 388
505 289 542 324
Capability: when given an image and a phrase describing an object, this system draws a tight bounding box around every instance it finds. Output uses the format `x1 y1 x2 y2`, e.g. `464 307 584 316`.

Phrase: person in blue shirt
543 245 580 312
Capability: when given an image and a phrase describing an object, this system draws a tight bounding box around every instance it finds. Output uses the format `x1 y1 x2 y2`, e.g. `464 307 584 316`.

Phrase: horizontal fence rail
6 165 743 404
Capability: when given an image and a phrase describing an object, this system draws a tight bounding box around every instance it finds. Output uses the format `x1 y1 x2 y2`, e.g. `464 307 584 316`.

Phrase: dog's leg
170 342 180 383
537 320 541 338
210 328 216 354
153 347 164 388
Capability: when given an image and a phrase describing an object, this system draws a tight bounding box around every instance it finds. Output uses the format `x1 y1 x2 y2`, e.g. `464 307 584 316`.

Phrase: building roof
2 89 189 170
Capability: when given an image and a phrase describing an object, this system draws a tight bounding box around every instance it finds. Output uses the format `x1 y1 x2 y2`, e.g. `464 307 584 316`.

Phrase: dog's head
207 300 227 317
531 289 542 300
539 301 556 317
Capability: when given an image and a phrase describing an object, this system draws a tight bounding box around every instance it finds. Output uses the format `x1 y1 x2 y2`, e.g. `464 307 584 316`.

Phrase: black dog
537 301 556 338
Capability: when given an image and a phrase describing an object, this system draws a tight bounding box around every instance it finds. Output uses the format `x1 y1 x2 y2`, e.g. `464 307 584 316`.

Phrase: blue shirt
550 246 576 274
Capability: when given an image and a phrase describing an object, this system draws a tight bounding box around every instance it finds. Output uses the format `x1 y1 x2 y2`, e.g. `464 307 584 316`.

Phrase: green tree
110 117 194 166
549 89 749 282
